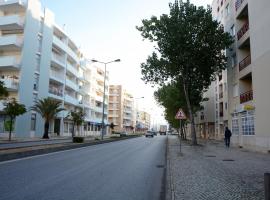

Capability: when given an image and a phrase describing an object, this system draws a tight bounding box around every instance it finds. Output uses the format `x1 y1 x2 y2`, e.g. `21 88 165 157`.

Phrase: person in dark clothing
224 127 232 147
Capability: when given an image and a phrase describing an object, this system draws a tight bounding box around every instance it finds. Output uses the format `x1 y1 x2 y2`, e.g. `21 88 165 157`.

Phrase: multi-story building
211 0 270 152
0 0 109 138
194 82 216 139
108 85 135 133
135 110 151 132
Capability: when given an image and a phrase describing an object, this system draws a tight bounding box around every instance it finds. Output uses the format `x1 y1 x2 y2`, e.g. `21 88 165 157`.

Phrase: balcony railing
235 0 245 11
237 22 249 40
49 87 63 97
240 90 253 104
239 55 251 71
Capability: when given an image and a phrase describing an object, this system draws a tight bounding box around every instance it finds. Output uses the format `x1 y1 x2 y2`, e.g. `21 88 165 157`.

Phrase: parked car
119 131 128 137
145 131 154 138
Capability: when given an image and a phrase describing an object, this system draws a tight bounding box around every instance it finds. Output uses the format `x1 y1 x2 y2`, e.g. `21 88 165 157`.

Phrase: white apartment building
211 0 270 152
0 0 109 138
135 110 151 132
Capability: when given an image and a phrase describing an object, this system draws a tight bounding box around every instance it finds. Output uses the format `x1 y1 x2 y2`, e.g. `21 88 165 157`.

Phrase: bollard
265 173 270 200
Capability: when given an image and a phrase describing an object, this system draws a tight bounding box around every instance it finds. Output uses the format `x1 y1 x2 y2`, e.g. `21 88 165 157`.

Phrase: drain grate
222 159 235 161
156 165 165 168
205 155 216 157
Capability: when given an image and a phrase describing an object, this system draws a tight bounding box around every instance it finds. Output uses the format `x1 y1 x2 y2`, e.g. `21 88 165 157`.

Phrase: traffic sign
175 109 187 119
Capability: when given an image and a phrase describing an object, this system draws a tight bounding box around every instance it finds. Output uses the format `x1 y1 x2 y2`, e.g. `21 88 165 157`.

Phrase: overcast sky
41 0 213 125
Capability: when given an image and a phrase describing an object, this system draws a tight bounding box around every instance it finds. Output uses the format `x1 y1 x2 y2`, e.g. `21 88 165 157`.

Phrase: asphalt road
0 136 167 200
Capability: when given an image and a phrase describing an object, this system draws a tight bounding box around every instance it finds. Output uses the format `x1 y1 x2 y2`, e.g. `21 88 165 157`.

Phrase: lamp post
91 59 120 140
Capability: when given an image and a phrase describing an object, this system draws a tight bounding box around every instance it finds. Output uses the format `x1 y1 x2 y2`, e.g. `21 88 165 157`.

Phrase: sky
41 0 212 126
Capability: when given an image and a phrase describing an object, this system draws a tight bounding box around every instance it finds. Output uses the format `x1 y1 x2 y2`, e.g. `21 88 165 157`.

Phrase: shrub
94 137 100 141
73 136 84 143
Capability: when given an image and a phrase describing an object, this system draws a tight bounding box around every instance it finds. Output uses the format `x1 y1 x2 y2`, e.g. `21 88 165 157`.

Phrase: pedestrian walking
224 127 232 148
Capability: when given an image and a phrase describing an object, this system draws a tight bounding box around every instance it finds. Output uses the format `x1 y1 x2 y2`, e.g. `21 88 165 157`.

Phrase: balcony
64 94 79 106
0 56 20 70
51 53 66 68
240 90 253 104
50 69 65 83
49 86 63 100
0 77 19 91
0 0 26 12
65 79 78 91
53 36 66 52
66 62 78 76
239 55 251 71
237 22 249 41
0 15 24 30
0 35 23 51
235 0 245 11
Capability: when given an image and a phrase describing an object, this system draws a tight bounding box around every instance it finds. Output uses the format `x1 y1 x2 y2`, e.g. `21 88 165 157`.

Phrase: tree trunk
183 83 197 145
43 121 50 139
8 117 13 141
72 122 75 137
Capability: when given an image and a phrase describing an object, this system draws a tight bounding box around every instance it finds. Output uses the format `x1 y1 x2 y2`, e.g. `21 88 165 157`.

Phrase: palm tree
31 98 64 139
0 81 8 99
67 109 85 137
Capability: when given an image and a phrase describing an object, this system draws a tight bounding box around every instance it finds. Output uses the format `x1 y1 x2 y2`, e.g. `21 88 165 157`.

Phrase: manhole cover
222 159 235 161
156 165 165 168
205 155 216 157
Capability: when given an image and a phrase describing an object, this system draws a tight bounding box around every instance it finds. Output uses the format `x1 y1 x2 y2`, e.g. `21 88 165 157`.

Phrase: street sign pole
179 119 182 154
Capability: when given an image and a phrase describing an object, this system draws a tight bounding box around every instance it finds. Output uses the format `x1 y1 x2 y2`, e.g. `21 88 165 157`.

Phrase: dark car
145 131 154 137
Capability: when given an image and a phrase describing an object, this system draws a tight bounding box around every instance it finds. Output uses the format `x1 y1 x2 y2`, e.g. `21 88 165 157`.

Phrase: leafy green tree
137 0 233 144
4 99 26 141
67 109 85 137
0 81 8 99
31 98 64 139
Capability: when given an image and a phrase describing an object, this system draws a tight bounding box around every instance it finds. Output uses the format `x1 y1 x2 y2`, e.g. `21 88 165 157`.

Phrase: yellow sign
244 104 255 111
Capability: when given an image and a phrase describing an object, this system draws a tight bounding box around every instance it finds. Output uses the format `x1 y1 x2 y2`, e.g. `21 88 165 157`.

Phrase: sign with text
175 109 187 120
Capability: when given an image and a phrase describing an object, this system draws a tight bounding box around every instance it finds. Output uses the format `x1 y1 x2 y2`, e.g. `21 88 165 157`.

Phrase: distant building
108 85 135 133
136 110 151 132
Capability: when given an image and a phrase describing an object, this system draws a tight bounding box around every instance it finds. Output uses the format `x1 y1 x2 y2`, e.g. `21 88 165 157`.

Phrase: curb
0 136 141 162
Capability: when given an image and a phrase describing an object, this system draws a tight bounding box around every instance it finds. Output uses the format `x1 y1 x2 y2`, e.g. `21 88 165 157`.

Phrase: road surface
0 136 167 200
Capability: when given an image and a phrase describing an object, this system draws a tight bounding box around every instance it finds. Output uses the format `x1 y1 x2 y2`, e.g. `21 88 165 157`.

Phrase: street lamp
91 58 121 140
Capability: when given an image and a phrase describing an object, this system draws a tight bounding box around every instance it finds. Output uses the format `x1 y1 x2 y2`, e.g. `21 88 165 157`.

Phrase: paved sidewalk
166 135 270 200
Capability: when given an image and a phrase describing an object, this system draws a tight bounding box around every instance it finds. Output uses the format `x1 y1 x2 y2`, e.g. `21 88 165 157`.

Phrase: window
30 113 36 131
232 116 239 135
241 111 255 135
230 25 235 36
33 93 38 102
225 4 230 16
231 53 237 67
64 122 68 133
225 102 228 110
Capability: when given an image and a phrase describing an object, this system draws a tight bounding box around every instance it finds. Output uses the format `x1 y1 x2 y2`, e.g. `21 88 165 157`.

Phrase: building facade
135 110 151 132
211 0 270 152
0 0 109 138
108 85 135 133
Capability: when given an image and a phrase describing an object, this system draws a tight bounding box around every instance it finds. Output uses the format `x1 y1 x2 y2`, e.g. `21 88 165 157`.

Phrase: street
0 136 167 200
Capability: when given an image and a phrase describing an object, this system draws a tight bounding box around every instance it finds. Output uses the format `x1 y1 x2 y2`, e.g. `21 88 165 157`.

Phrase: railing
52 53 65 65
49 87 63 97
50 69 65 80
235 0 245 11
237 21 249 40
240 90 253 104
239 55 251 71
0 77 19 89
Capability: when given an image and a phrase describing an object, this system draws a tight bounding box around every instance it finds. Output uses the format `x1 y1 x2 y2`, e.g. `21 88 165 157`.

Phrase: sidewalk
166 135 270 200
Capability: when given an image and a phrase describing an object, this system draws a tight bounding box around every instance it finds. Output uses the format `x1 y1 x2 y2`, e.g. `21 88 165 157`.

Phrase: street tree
31 98 64 139
67 109 86 137
137 0 233 144
0 81 8 99
4 99 26 141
